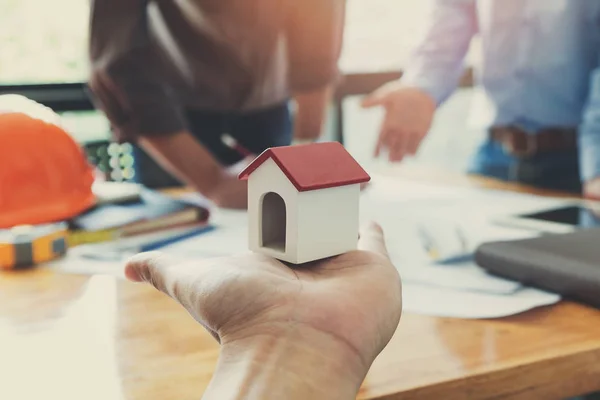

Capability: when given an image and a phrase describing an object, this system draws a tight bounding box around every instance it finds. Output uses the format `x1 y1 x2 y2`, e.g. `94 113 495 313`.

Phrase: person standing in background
364 0 600 196
88 0 345 208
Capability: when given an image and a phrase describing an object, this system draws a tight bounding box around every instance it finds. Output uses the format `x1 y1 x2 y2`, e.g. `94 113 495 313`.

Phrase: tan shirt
89 0 299 142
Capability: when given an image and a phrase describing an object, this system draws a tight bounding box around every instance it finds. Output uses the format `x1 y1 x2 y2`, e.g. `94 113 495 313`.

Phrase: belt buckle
504 130 538 158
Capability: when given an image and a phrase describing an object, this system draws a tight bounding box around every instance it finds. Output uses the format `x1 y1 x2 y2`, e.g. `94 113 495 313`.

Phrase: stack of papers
50 176 567 319
358 176 564 318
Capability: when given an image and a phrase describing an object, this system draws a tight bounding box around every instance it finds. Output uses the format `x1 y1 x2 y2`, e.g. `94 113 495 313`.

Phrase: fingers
374 138 382 157
125 252 206 315
405 132 424 156
377 128 425 161
376 116 400 161
125 252 227 341
358 222 389 258
374 126 385 157
388 133 407 162
366 87 409 160
212 177 249 210
377 129 410 162
125 251 179 295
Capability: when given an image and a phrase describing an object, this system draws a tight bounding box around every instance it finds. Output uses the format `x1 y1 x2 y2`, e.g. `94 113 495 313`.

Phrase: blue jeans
468 140 582 194
132 103 292 188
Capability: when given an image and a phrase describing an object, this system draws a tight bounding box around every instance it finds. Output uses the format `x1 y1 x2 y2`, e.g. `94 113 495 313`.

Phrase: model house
238 142 371 264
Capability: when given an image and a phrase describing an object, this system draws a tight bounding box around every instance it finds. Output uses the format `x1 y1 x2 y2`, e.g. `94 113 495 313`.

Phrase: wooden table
2 170 600 400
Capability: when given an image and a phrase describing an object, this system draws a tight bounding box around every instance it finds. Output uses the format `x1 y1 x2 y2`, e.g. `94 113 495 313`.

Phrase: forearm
292 85 333 142
139 131 223 194
204 329 367 400
89 0 187 142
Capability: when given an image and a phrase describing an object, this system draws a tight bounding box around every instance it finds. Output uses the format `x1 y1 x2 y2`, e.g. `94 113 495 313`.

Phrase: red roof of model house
239 142 371 192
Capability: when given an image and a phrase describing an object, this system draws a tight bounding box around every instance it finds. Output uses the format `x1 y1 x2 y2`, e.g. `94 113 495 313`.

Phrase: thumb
361 88 388 108
358 222 389 258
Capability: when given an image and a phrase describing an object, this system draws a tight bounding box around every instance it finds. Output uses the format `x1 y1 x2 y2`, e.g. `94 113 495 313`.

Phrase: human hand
208 173 248 209
203 157 252 209
362 83 436 162
139 132 248 209
125 223 402 399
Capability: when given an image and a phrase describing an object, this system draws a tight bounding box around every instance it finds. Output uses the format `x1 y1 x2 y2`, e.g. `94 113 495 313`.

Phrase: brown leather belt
489 126 577 158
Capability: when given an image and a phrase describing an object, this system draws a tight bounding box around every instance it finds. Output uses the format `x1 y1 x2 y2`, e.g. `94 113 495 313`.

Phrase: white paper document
161 225 248 259
50 176 566 319
401 261 521 295
402 282 561 319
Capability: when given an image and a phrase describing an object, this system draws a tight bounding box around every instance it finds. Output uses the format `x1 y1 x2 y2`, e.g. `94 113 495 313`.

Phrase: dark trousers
132 103 292 188
468 140 582 194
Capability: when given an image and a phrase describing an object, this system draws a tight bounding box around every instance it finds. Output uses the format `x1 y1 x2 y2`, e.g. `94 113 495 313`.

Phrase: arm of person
292 85 333 142
88 0 247 208
139 133 248 208
362 0 478 161
580 62 600 199
286 1 344 143
88 0 186 143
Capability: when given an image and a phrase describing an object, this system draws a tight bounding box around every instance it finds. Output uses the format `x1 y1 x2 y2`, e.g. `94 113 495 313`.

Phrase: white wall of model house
248 158 360 264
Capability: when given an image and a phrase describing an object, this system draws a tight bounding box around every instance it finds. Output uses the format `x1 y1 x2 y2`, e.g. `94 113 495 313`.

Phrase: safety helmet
0 95 96 228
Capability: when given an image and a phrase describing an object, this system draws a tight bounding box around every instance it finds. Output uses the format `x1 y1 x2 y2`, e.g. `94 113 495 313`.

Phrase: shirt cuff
401 71 455 107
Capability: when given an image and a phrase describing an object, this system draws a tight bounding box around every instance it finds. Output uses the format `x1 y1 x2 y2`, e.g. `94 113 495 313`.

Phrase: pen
222 134 253 157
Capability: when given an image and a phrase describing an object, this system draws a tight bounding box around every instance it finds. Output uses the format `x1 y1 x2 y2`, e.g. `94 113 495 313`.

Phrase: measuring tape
0 223 68 270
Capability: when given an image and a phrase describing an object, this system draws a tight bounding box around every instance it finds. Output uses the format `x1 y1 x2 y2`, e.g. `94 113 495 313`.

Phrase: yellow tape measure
0 223 68 270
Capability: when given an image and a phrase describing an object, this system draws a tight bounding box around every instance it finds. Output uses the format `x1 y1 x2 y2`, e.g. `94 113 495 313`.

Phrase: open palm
125 223 402 372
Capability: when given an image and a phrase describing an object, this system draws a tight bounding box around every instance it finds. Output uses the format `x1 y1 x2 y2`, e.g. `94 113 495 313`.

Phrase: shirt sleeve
579 63 600 182
88 0 186 142
401 0 478 105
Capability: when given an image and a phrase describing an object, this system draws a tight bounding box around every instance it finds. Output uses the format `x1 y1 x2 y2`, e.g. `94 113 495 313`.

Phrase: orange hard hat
0 95 96 228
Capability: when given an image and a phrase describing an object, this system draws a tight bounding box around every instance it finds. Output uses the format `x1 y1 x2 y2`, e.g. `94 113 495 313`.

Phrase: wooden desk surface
2 170 600 400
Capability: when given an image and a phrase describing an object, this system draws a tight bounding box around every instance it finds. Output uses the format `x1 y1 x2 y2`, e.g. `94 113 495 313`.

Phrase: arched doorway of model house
260 192 287 253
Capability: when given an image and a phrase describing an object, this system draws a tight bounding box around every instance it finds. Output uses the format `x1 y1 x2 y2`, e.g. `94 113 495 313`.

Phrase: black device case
475 229 600 308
